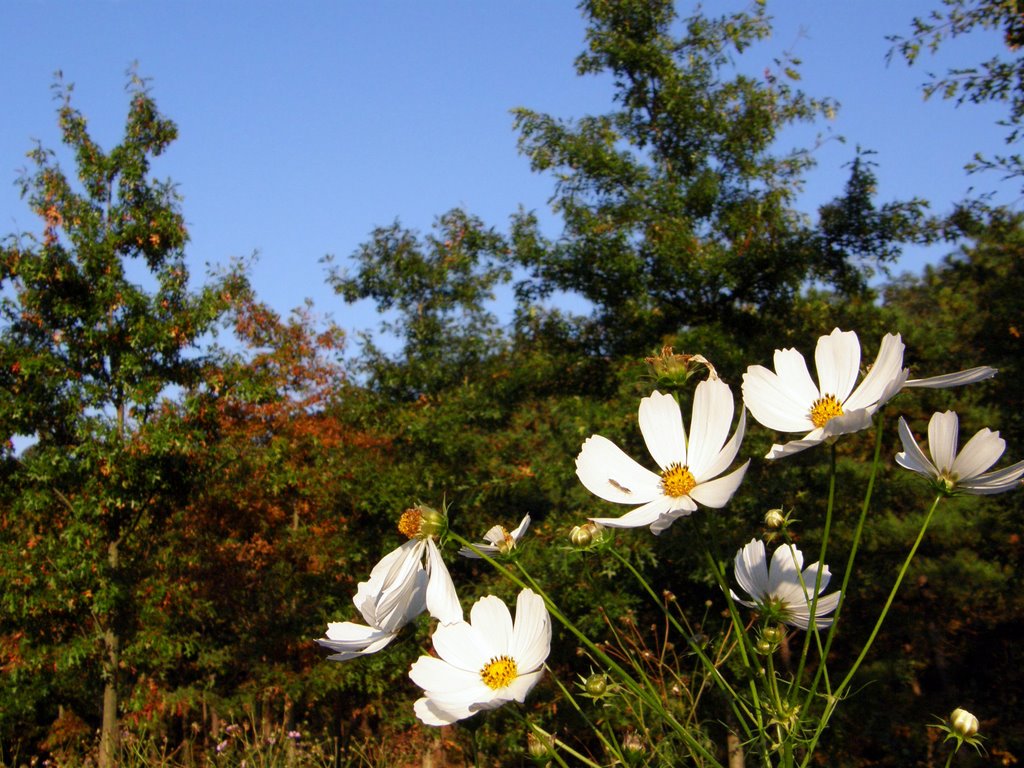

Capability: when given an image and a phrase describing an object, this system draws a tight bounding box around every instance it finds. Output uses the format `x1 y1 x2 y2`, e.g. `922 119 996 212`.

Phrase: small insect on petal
608 479 632 494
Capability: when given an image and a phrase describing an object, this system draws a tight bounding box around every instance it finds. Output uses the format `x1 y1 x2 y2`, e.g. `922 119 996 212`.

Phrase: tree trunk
98 540 120 768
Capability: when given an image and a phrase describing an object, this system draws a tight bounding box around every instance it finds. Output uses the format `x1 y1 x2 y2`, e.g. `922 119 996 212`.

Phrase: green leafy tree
0 73 245 765
506 0 925 354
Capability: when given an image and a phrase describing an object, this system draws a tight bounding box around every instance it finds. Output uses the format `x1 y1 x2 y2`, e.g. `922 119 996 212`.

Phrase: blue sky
1 1 1016 344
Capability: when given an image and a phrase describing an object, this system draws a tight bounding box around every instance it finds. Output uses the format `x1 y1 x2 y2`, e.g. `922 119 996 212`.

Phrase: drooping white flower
896 411 1024 495
317 506 462 662
458 514 531 558
742 328 996 460
409 588 552 726
575 378 749 535
731 538 840 630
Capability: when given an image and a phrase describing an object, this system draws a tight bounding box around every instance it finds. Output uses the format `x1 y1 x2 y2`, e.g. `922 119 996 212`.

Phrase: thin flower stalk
607 546 758 733
449 530 726 767
790 444 838 698
798 494 945 767
798 414 887 724
703 547 773 758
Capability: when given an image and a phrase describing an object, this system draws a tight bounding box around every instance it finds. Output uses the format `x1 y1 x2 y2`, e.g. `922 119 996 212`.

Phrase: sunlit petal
576 435 662 504
815 328 861 401
639 390 687 468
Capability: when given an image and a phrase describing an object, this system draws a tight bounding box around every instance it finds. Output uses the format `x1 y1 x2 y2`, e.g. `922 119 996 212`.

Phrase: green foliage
0 71 247 761
504 0 920 354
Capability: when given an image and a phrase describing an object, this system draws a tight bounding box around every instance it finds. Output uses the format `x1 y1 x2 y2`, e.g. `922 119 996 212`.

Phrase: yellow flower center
809 395 844 429
397 508 422 539
496 528 515 555
480 655 518 689
660 463 697 498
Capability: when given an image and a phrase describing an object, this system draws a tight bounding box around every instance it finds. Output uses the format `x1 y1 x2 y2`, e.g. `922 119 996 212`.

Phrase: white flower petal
469 595 513 657
958 460 1024 494
589 494 688 532
895 416 937 478
734 539 768 601
742 360 816 433
951 428 1006 481
499 669 545 704
819 407 875 440
639 390 687 469
768 544 804 597
773 347 823 405
374 540 427 630
425 538 463 625
317 623 398 661
430 622 490 674
414 696 464 726
815 328 861 401
843 333 905 411
686 378 734 477
928 411 960 473
688 460 749 508
905 366 997 389
575 435 662 504
510 514 532 540
409 654 482 694
765 433 824 460
511 589 552 673
698 409 746 482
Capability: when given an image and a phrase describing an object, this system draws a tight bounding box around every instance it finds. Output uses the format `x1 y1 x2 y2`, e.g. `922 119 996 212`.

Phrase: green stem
702 547 773 763
607 547 756 729
791 443 837 694
801 414 887 718
448 531 724 768
799 494 944 766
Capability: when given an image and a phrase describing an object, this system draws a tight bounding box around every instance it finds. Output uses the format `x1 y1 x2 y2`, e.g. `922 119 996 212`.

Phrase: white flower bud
950 708 979 739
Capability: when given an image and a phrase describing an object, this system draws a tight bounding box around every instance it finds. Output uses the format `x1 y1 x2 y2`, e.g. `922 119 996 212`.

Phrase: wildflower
732 539 840 630
458 514 531 558
317 505 462 661
896 411 1024 495
742 328 996 460
576 379 749 534
409 588 552 725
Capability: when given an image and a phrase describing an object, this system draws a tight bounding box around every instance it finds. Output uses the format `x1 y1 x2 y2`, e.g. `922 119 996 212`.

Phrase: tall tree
0 73 245 765
506 0 925 353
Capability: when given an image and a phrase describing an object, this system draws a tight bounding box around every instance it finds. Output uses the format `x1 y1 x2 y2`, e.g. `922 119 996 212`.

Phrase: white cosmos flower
575 378 749 535
317 507 462 662
732 538 840 630
896 411 1024 495
409 588 551 726
742 328 996 460
458 514 531 558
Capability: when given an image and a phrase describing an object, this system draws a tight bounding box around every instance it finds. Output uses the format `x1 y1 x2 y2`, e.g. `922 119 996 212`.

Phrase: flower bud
570 521 606 548
527 731 554 764
764 508 786 529
621 730 646 762
584 672 610 698
950 708 979 739
761 625 785 645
